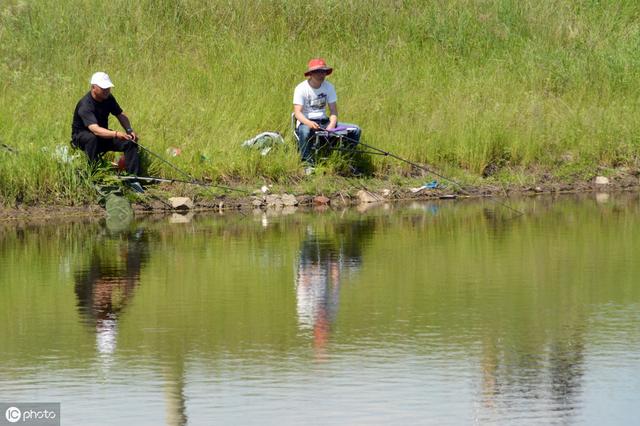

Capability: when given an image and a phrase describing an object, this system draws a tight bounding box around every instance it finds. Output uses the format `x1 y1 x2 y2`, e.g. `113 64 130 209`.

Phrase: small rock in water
357 189 379 204
313 195 330 205
265 195 283 207
281 193 298 206
169 197 193 210
594 176 610 185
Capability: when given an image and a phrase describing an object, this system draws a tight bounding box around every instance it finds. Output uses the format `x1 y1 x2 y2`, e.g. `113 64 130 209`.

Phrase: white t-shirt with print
293 80 338 121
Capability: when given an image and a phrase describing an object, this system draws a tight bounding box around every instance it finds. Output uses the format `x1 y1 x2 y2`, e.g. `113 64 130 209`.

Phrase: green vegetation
1 0 639 205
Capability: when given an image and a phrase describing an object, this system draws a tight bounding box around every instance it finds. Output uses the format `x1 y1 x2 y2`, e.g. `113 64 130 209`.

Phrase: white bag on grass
241 132 284 156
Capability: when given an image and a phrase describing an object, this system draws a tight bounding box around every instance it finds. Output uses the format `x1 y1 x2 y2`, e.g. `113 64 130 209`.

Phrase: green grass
1 0 640 204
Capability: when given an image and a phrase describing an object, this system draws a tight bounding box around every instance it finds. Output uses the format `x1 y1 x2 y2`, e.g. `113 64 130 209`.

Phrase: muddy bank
1 173 638 222
0 204 104 226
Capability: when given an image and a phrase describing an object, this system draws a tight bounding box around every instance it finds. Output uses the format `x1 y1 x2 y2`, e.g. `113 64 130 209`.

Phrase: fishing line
117 176 249 216
314 130 524 216
118 175 241 190
134 141 249 194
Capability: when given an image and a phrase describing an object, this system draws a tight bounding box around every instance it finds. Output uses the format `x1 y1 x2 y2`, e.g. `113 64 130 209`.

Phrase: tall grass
1 0 639 204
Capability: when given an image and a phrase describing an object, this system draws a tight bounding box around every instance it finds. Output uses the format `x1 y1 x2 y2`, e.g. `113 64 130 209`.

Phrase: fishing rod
117 176 249 216
316 129 524 216
134 141 249 194
117 175 235 189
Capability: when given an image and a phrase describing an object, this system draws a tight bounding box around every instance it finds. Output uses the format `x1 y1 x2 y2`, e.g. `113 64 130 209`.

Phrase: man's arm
116 113 137 141
293 104 321 130
79 103 129 140
87 123 130 141
327 102 338 130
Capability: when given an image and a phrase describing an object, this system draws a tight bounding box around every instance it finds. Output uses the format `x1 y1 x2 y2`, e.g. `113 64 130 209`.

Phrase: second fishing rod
133 141 249 194
313 129 524 216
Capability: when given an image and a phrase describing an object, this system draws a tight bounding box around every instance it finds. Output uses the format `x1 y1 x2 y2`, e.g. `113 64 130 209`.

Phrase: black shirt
71 91 123 136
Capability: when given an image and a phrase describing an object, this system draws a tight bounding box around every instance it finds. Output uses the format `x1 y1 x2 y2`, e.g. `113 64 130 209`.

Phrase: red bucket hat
304 58 333 76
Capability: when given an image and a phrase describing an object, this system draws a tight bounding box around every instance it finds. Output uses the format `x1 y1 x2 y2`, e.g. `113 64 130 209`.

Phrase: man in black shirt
71 72 140 175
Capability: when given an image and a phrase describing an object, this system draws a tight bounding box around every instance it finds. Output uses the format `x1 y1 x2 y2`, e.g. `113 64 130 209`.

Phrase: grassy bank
1 0 639 204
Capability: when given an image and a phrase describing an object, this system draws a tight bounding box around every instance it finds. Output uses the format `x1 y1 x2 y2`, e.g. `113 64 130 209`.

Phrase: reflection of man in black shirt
74 229 148 355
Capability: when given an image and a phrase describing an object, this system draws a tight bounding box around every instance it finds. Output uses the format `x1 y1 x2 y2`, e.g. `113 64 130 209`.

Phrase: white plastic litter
53 145 80 163
242 132 284 156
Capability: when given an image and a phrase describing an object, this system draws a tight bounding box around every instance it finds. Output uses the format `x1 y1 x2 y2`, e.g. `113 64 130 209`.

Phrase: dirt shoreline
1 175 638 223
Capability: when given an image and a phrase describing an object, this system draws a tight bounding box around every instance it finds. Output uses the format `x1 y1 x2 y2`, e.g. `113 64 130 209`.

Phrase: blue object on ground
424 180 439 189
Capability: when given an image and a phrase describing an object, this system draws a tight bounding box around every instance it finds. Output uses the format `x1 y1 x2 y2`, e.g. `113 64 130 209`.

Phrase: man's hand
124 128 138 142
307 121 321 130
116 131 136 142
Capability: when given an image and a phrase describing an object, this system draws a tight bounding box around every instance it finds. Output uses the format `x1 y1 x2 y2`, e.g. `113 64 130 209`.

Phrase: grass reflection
1 195 639 423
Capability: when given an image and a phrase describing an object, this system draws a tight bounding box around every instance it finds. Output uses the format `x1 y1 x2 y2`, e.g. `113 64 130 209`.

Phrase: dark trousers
72 130 140 175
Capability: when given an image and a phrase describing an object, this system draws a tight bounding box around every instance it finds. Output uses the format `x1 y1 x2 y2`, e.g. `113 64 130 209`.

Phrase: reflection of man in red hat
293 58 361 164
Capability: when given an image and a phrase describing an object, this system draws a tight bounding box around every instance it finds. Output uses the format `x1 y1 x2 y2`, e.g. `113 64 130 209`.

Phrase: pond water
1 194 639 425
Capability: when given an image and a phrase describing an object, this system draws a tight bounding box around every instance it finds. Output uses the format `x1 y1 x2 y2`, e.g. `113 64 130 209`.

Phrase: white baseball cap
90 72 114 89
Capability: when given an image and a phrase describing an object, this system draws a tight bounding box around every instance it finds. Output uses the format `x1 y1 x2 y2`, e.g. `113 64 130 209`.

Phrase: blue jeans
296 120 361 163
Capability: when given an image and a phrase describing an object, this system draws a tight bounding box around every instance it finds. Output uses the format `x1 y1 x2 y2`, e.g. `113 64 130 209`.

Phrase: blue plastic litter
410 180 443 193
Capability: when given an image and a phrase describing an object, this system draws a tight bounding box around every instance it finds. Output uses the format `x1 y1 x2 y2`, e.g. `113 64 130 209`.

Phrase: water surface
1 194 639 425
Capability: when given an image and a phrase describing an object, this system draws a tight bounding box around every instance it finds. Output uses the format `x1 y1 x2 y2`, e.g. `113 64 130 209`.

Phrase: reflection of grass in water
2 1 640 203
1 196 640 369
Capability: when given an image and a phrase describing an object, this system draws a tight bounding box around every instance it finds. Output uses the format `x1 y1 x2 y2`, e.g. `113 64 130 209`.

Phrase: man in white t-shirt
293 58 361 163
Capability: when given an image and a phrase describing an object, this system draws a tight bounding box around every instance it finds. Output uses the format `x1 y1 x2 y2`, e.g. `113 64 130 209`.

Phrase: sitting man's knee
73 130 97 150
123 140 137 150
